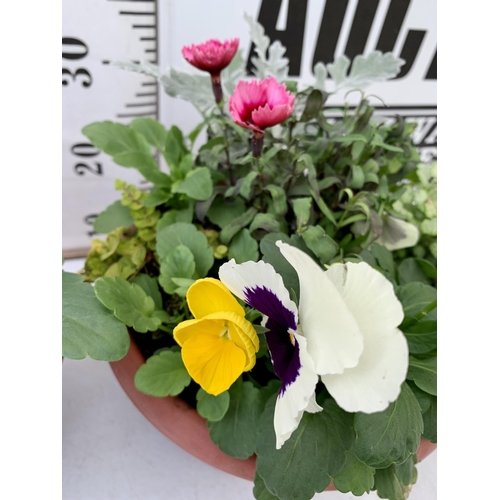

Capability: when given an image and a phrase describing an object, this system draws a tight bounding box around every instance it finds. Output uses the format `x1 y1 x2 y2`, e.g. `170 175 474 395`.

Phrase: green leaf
93 200 134 234
62 271 129 361
309 189 337 226
206 196 247 228
82 121 170 187
265 185 287 216
397 282 437 318
249 213 281 234
239 171 259 200
370 243 395 277
256 397 354 500
353 383 424 468
228 228 259 263
219 207 258 245
374 455 418 500
301 225 338 264
422 396 437 442
407 356 437 396
402 320 437 354
332 451 375 496
130 274 163 310
164 125 187 168
398 258 430 285
159 245 196 295
207 378 261 459
347 165 365 189
292 197 312 229
196 388 230 422
260 233 300 301
129 117 168 152
134 350 191 396
300 89 324 122
253 472 280 500
94 276 163 333
142 187 172 207
172 166 213 201
156 222 214 278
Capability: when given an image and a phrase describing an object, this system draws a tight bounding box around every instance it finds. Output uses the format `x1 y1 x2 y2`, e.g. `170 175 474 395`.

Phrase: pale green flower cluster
393 162 437 258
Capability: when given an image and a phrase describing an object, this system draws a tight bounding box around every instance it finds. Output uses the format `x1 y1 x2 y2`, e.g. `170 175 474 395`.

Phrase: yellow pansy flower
173 278 259 396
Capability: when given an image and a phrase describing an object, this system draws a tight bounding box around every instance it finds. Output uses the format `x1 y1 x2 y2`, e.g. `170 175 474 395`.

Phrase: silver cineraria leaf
222 49 246 96
110 60 162 79
313 62 328 91
326 51 405 93
244 12 289 81
159 68 214 115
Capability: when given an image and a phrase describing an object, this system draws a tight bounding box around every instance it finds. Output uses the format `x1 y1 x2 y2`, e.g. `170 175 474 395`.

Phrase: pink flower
229 77 295 134
182 38 239 75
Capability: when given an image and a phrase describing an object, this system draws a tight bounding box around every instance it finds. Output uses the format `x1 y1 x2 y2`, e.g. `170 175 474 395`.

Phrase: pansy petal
186 278 245 319
273 333 321 449
203 310 259 352
173 318 224 346
182 332 246 396
324 262 404 333
276 242 363 376
377 216 420 251
321 328 409 413
219 259 298 327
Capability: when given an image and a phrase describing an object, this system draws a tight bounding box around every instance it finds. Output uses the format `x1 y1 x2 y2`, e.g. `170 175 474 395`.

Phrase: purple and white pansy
219 241 409 449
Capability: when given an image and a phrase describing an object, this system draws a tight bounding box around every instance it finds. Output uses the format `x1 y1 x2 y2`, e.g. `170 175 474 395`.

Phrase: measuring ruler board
62 0 160 256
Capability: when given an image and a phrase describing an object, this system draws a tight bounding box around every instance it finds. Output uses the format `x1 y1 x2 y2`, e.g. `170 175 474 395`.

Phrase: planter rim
110 334 437 489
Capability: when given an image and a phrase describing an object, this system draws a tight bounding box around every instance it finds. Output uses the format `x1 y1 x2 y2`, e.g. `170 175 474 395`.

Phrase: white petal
322 261 408 412
273 333 321 449
218 259 298 323
276 242 363 376
324 262 404 333
322 328 408 413
377 216 420 251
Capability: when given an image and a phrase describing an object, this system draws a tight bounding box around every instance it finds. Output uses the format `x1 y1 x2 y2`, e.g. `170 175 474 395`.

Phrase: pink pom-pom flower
181 38 239 75
229 77 295 135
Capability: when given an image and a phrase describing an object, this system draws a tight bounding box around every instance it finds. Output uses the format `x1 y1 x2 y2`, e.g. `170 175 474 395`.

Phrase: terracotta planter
110 335 437 490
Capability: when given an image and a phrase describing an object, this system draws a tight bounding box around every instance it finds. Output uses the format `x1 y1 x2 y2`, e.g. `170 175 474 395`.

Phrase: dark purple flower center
243 286 301 394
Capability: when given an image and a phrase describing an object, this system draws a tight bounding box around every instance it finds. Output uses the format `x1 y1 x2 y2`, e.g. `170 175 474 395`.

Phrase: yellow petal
187 278 245 319
182 332 246 396
200 311 259 368
204 311 259 351
228 321 257 371
173 318 225 346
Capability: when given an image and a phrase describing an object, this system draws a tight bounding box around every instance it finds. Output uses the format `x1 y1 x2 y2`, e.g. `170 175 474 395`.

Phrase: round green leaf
134 350 191 397
94 276 161 333
256 397 354 500
353 383 424 468
196 388 230 422
407 356 437 396
156 222 214 278
332 451 375 496
207 378 261 459
93 200 133 234
173 166 213 201
228 228 259 263
62 271 129 361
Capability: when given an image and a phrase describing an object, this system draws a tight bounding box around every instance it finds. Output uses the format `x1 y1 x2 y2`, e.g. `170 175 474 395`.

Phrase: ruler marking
132 24 156 28
140 37 156 41
136 92 156 96
125 102 157 107
117 111 157 118
120 11 155 16
141 81 157 86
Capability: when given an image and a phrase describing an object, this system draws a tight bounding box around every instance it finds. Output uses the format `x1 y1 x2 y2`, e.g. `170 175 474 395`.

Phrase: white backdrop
62 0 436 253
